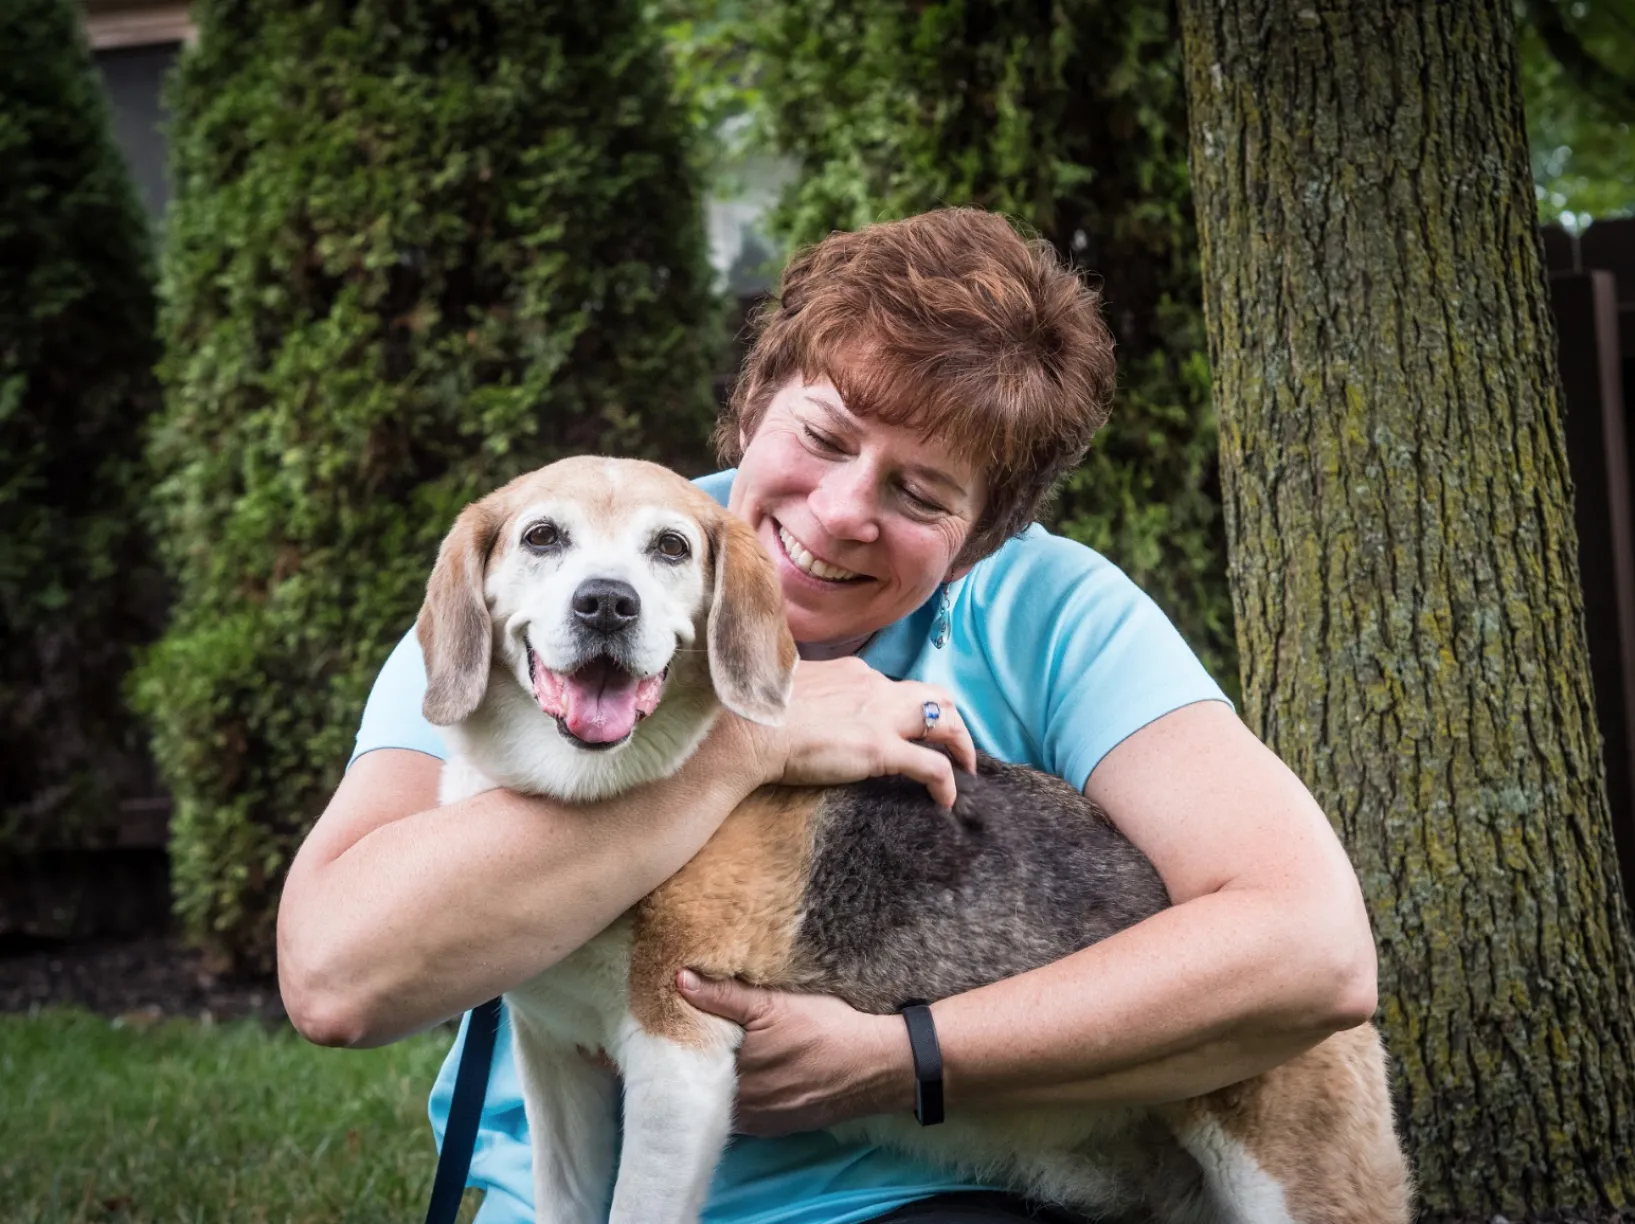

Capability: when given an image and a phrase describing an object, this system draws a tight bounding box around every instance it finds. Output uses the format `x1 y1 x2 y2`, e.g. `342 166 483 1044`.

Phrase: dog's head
416 457 795 774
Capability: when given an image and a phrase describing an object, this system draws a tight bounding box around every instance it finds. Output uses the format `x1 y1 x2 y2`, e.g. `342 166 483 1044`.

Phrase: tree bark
1177 0 1635 1216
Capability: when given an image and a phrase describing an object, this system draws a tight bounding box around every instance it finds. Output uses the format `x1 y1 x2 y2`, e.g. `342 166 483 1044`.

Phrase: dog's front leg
607 1008 741 1224
509 1008 619 1224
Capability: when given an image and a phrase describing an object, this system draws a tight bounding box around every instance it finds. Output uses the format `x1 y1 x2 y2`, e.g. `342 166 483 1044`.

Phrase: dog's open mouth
529 649 666 749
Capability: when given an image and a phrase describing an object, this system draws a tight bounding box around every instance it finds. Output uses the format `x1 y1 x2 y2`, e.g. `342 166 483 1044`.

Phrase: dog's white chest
439 757 636 1049
504 918 634 1052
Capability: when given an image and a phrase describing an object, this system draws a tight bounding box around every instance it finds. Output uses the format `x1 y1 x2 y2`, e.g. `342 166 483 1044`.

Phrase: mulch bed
0 933 286 1025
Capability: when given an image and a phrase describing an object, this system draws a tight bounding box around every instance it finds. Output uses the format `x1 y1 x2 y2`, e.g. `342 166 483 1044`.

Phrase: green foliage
1518 0 1635 224
137 0 723 971
0 0 162 859
0 1009 462 1222
717 0 1236 685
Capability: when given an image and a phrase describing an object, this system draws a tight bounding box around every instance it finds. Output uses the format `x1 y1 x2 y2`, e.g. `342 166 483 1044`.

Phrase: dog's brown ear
707 513 796 726
418 500 502 726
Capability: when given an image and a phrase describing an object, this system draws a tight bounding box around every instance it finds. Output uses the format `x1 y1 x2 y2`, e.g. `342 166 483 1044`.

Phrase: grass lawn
0 1007 483 1223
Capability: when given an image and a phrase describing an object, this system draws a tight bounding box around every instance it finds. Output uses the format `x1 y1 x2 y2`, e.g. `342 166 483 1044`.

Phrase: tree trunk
1177 0 1635 1217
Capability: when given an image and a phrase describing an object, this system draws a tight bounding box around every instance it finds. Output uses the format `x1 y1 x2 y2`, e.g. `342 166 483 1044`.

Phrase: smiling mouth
528 648 666 750
776 522 867 583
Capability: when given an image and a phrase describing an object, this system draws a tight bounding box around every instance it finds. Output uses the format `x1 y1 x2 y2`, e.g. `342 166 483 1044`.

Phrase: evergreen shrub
137 0 721 970
0 0 162 877
735 0 1236 685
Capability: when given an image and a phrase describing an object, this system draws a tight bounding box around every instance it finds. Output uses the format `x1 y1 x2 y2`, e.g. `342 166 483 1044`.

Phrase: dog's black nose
572 578 640 633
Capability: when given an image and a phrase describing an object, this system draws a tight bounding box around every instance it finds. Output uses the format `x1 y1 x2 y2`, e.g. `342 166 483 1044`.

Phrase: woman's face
729 375 986 652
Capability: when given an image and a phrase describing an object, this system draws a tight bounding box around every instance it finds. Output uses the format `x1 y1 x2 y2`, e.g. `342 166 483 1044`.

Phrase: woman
276 208 1377 1223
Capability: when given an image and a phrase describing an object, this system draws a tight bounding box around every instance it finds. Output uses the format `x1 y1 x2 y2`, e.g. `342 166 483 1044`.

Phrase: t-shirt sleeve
349 628 448 768
971 529 1231 792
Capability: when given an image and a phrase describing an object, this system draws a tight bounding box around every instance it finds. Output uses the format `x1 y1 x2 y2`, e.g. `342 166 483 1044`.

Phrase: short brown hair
716 208 1117 568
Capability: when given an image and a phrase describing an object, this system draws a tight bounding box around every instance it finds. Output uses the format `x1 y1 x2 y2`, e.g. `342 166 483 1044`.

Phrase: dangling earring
932 582 952 649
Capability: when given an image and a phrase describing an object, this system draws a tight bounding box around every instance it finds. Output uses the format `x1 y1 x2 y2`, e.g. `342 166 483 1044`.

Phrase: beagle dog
417 456 1412 1224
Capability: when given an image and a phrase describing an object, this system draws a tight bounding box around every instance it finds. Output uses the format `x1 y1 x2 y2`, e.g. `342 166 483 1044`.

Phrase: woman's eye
524 522 560 549
654 531 690 561
802 426 843 453
902 487 946 516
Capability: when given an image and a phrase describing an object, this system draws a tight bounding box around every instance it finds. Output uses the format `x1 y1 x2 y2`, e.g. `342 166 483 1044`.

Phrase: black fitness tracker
899 1000 945 1126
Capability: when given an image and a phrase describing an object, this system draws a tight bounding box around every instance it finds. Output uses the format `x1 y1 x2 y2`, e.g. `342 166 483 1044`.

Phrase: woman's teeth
778 525 862 582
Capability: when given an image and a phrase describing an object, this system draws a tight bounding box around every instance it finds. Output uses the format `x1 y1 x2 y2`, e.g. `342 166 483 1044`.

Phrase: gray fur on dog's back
790 753 1171 1014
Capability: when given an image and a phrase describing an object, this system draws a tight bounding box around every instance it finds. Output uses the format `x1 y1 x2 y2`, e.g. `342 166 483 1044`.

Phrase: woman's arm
934 699 1376 1106
277 655 975 1050
276 722 768 1049
681 700 1378 1132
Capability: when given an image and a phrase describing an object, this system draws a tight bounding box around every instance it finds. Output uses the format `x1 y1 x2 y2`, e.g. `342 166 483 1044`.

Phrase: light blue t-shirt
351 469 1230 1224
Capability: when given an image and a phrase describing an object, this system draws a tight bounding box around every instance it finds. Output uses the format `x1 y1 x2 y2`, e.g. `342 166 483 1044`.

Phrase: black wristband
899 1000 944 1126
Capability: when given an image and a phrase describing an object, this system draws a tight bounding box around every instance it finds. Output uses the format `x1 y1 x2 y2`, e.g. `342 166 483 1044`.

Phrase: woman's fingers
882 684 968 807
881 741 960 809
934 705 978 776
772 659 978 801
900 686 977 775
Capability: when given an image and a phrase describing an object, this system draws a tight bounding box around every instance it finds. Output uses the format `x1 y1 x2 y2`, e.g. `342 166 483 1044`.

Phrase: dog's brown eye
654 531 690 561
524 522 560 550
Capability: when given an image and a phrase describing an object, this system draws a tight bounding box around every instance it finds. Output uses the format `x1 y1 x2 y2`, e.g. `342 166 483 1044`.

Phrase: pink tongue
533 655 665 745
563 664 642 744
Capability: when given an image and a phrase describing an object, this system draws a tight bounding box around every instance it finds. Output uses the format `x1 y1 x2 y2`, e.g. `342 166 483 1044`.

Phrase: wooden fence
1544 217 1635 916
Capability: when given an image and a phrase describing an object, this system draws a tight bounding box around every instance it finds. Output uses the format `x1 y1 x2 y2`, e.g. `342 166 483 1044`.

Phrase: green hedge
735 0 1236 686
136 0 722 971
0 0 162 863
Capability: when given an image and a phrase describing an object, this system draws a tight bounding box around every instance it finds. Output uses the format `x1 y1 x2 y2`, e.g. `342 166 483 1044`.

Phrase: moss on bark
1179 0 1635 1213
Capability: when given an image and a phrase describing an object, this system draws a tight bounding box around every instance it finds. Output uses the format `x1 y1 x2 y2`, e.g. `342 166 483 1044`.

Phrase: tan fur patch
418 500 501 725
706 512 798 725
1184 1024 1412 1224
627 787 823 1046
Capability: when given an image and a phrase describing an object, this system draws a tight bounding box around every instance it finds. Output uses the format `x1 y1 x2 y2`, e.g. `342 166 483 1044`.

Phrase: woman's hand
741 656 978 807
677 970 914 1136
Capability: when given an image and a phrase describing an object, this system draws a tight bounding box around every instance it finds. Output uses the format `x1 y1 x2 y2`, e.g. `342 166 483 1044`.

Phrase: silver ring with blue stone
920 699 942 740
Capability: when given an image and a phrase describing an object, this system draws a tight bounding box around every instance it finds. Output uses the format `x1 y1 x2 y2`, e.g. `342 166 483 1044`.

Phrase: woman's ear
706 514 797 726
417 501 502 726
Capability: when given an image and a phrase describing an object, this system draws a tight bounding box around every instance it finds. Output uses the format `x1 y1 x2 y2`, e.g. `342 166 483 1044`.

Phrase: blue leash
425 997 503 1224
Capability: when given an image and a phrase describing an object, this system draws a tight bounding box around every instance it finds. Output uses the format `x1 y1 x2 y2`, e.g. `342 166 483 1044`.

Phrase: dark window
94 41 180 223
